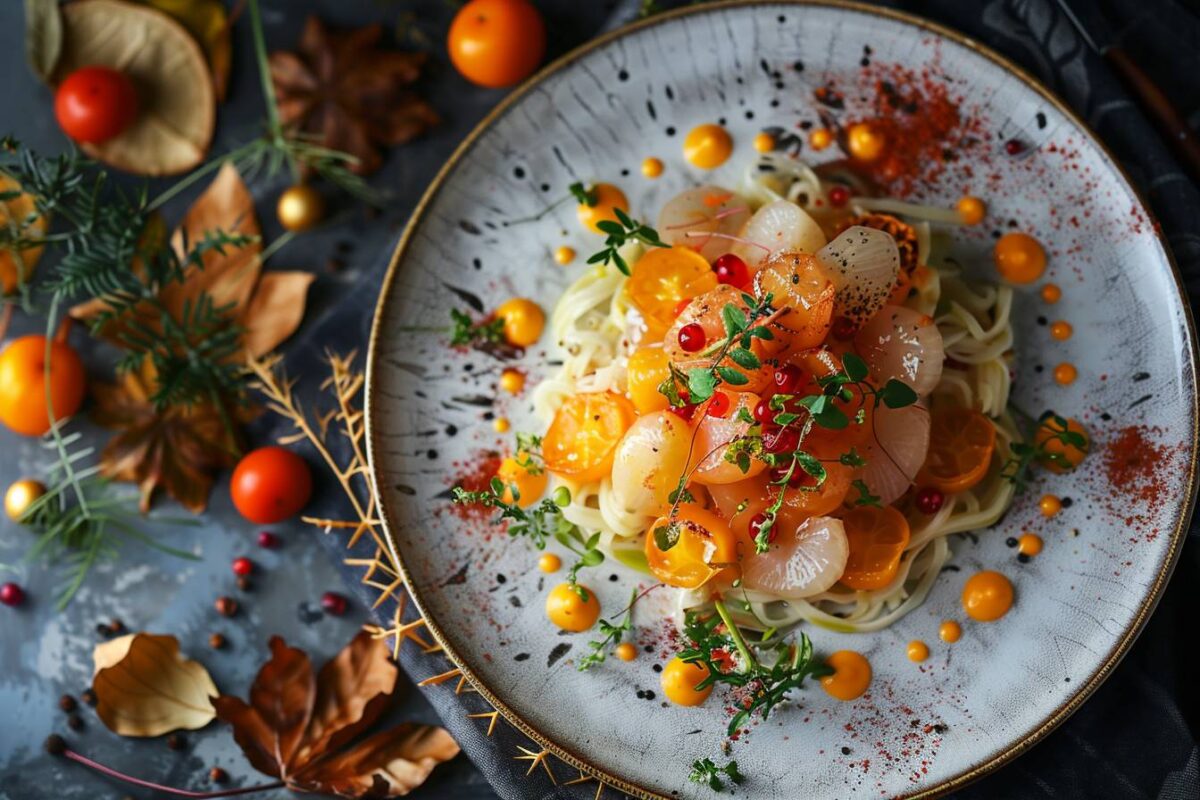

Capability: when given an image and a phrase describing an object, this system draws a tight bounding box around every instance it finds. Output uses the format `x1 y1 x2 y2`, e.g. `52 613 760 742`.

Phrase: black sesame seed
665 126 676 136
841 746 852 755
1017 553 1031 564
1005 537 1018 548
618 69 629 81
513 167 525 179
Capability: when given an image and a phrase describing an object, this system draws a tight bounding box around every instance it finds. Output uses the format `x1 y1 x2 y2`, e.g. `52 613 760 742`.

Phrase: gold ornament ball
5 478 46 522
276 185 325 232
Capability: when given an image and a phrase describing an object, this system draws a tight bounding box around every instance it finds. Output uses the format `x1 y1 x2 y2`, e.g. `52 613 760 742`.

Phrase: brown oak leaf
90 364 246 513
269 16 439 175
212 632 459 798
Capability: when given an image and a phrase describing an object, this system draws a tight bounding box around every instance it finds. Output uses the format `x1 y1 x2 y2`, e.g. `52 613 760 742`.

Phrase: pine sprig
586 206 668 276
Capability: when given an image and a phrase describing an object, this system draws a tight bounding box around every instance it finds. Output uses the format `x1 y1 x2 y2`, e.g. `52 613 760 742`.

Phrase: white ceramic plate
366 2 1198 797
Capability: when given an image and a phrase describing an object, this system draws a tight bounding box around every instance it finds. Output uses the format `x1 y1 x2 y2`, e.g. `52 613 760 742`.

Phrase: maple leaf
91 364 246 513
213 632 460 798
269 16 439 175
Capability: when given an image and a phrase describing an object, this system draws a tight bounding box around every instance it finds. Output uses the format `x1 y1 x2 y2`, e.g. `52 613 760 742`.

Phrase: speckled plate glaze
365 2 1199 797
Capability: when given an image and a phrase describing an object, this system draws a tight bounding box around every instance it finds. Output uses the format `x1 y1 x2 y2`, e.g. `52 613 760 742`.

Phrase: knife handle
1105 47 1200 184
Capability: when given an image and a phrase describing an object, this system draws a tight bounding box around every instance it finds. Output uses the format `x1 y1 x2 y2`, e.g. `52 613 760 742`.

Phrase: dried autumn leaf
58 0 215 176
93 633 219 737
139 0 232 100
90 364 245 512
24 0 62 83
270 16 439 175
213 632 458 797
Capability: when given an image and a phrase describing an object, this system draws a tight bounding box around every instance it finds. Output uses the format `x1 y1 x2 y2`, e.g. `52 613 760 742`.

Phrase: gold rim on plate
364 2 1200 797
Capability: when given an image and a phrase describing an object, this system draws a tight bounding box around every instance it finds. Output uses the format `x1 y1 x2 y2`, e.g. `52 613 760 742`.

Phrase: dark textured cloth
301 2 1200 798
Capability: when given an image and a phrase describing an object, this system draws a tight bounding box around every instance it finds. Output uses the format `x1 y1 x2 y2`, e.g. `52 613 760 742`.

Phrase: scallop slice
657 186 751 262
741 514 849 599
693 392 768 485
858 403 930 507
610 411 696 519
731 200 828 269
816 226 900 327
854 305 944 397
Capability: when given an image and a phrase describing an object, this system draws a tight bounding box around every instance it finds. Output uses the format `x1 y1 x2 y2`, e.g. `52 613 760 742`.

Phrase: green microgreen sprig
449 308 505 347
577 587 639 672
586 206 668 276
1002 409 1088 491
688 758 746 792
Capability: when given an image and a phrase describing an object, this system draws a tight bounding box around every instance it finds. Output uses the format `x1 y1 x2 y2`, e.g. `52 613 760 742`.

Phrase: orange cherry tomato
1034 414 1089 473
993 232 1046 284
230 446 313 524
495 456 547 508
0 335 86 437
577 183 629 234
447 0 545 88
661 656 713 706
917 407 997 493
626 346 672 414
839 505 911 591
54 66 139 144
625 246 718 340
645 505 742 589
542 392 637 483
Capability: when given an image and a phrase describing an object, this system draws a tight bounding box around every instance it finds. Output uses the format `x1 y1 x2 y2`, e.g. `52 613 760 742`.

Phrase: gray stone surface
0 1 615 797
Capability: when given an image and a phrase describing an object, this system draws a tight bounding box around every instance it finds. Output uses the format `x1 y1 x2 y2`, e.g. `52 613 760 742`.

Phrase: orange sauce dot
1040 283 1062 304
682 124 733 170
962 570 1014 622
499 368 525 394
820 650 871 701
906 640 930 663
752 132 775 153
576 183 629 234
615 642 637 662
538 553 561 573
1018 533 1044 557
1050 320 1073 341
1054 363 1077 385
994 232 1047 284
938 620 962 643
493 417 511 433
554 245 575 265
955 196 986 226
846 122 886 162
494 298 545 347
809 128 833 150
641 157 664 179
1039 494 1063 517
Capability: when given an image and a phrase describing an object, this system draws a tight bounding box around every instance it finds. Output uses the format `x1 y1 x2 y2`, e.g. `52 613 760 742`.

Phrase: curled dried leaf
291 724 461 798
24 0 62 83
139 0 232 100
92 633 218 737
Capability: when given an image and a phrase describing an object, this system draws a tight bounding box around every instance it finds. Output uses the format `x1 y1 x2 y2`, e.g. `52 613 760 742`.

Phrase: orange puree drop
820 650 871 701
906 640 930 662
682 124 733 169
962 570 1014 622
994 232 1046 284
938 620 962 643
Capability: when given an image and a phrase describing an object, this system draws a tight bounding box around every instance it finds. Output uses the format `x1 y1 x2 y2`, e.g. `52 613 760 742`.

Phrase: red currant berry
915 487 945 514
713 253 749 288
257 531 279 549
707 391 732 418
748 512 776 543
773 364 802 394
831 316 856 340
1004 139 1024 156
753 399 773 425
828 185 850 207
1 582 26 607
765 426 799 454
678 323 706 352
321 591 349 616
231 557 254 577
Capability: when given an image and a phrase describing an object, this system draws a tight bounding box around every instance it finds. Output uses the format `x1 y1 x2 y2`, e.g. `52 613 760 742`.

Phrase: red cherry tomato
230 447 313 524
54 66 139 144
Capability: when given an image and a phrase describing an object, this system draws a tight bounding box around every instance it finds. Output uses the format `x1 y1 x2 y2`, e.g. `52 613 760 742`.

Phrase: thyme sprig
449 308 505 347
688 758 745 792
1002 408 1088 490
451 481 604 599
577 587 639 672
680 600 830 736
586 206 668 276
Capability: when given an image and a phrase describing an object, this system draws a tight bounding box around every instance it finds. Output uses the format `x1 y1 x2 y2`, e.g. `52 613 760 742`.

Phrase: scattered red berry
1004 138 1024 156
677 322 706 353
209 767 229 784
915 487 945 515
828 185 850 207
1 582 25 607
765 427 799 454
257 531 280 549
321 591 349 616
214 596 238 617
713 253 749 288
231 557 254 577
772 364 802 394
753 398 773 425
831 316 857 340
748 512 775 543
707 391 732 418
